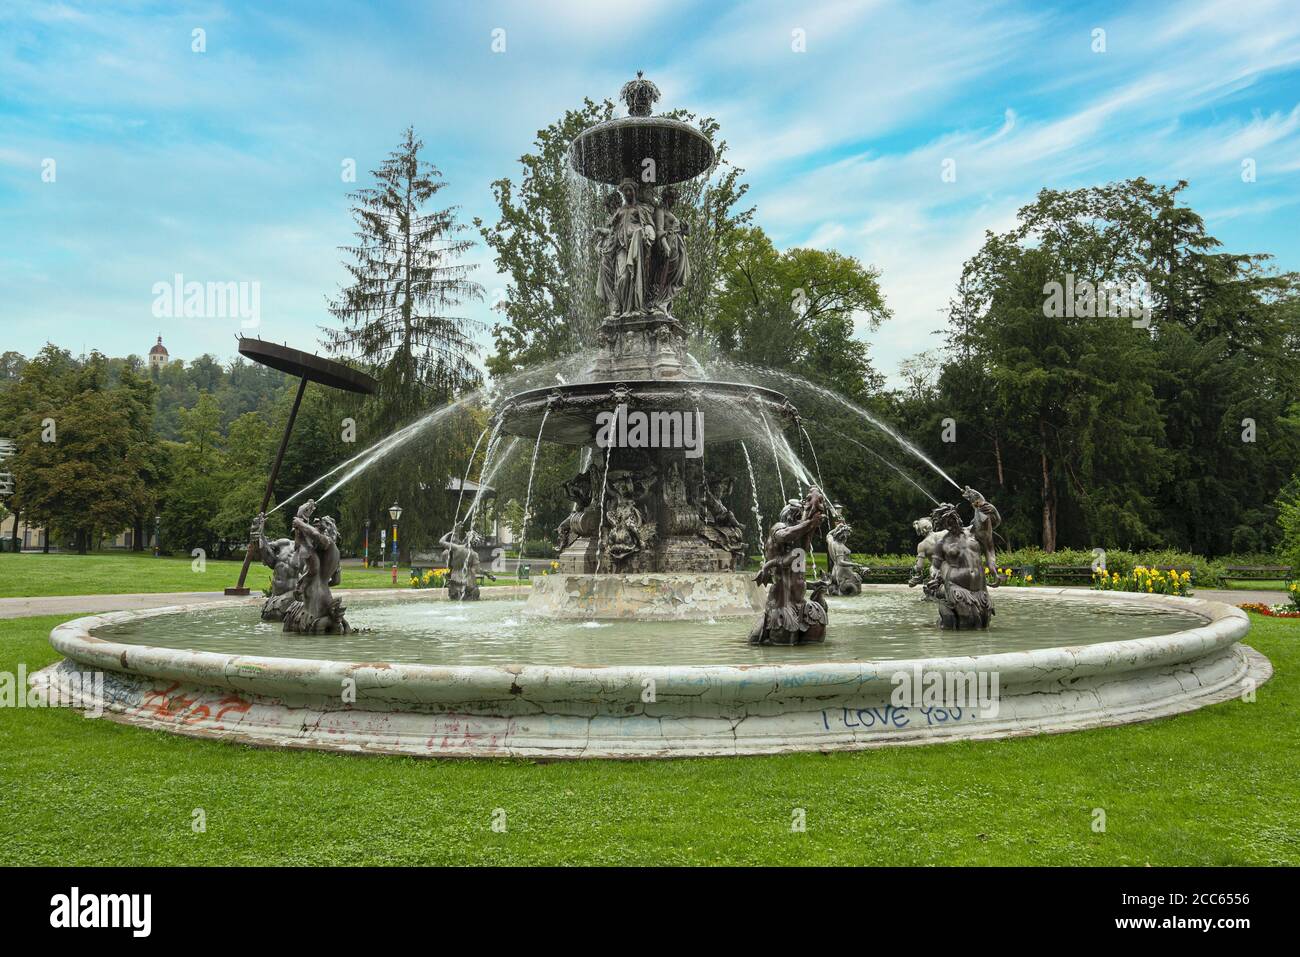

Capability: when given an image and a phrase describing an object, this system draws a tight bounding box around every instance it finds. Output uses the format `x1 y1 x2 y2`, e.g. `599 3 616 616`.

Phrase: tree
325 126 485 428
8 352 151 553
478 99 752 376
707 226 889 402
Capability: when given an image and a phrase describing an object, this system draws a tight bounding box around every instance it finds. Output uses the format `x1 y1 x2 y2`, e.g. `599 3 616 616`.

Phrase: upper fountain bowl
570 116 715 186
569 73 714 186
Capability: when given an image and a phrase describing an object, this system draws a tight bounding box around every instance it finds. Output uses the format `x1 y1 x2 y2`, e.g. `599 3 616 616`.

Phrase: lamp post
153 514 160 557
389 502 402 584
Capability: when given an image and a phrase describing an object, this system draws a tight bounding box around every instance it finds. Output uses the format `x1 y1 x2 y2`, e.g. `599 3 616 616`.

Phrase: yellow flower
1026 574 1033 582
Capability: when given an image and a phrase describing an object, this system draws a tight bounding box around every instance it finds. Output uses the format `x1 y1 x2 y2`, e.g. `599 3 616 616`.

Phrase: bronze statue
609 178 656 316
441 527 495 600
651 185 689 311
699 475 747 568
594 191 623 317
911 492 1001 629
250 512 300 621
825 522 863 596
749 486 830 645
282 499 350 634
603 472 652 568
907 515 944 587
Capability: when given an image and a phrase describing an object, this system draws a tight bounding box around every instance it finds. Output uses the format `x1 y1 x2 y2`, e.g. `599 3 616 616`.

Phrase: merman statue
910 493 1001 629
250 511 300 621
440 527 495 600
749 486 830 645
281 499 350 634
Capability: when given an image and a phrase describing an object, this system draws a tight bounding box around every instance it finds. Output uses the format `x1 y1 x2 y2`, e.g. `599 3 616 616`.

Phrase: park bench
1038 565 1099 585
857 565 915 584
1218 565 1293 587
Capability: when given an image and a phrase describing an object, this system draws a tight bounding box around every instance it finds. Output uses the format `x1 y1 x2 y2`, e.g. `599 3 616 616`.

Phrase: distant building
148 335 169 371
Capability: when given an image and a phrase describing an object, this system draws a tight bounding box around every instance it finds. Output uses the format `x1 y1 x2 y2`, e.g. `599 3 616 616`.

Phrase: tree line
2 106 1297 570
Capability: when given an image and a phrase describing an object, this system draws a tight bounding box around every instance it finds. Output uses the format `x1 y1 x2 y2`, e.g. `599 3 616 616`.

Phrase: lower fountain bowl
524 572 764 620
31 587 1269 759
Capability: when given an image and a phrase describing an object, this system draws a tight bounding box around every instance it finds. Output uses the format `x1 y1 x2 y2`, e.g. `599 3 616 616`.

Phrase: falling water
798 425 827 497
452 423 491 526
809 420 940 505
710 358 963 491
739 441 765 555
515 409 551 573
757 407 788 503
594 442 612 574
273 392 484 514
462 435 518 540
457 412 506 528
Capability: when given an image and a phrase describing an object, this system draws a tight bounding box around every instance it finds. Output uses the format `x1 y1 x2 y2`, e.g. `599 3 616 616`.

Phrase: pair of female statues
595 179 689 317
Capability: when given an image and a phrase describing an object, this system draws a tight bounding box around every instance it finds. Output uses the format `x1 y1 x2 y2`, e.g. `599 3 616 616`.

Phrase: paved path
0 586 1286 621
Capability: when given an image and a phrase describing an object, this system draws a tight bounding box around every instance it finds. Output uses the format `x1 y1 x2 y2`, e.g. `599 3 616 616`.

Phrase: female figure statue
594 191 623 317
611 177 656 315
651 186 690 311
749 486 830 645
912 492 1001 629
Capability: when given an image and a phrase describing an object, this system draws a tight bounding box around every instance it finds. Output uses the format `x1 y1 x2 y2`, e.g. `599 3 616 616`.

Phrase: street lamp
388 502 402 583
153 514 161 558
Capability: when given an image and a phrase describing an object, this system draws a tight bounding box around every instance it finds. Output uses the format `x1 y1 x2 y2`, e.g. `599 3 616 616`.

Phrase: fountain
500 73 794 619
30 75 1271 758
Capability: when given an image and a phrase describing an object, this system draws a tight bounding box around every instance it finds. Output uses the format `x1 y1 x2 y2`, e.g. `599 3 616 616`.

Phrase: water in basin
94 592 1207 667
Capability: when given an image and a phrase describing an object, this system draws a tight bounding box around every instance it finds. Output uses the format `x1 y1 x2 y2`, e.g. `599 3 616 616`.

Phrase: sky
1 0 1298 385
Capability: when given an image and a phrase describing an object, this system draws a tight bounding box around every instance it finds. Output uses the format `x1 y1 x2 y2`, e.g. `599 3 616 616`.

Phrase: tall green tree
325 127 485 428
477 99 752 376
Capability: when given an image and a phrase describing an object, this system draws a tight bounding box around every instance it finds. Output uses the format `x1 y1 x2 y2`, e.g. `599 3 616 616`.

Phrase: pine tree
325 127 484 428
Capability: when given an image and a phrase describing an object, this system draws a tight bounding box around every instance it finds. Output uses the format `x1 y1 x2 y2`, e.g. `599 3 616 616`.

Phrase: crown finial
619 71 660 117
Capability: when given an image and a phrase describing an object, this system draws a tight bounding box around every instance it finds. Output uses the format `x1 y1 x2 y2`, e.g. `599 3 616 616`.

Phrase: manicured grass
0 612 1296 865
0 552 473 597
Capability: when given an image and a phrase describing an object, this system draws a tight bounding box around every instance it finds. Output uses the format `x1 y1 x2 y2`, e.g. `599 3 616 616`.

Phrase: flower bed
1238 602 1300 619
1092 565 1193 597
409 567 448 589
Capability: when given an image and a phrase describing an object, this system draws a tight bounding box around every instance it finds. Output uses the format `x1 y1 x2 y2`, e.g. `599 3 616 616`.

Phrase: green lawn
0 612 1295 865
0 552 526 598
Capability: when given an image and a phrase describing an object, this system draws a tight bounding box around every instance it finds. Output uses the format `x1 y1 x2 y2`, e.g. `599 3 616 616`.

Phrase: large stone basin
30 586 1268 759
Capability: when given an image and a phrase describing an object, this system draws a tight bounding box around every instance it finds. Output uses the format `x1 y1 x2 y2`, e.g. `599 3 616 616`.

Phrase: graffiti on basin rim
820 704 968 731
137 681 251 726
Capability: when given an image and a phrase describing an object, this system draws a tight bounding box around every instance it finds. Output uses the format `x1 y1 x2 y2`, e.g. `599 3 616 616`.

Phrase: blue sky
2 0 1298 383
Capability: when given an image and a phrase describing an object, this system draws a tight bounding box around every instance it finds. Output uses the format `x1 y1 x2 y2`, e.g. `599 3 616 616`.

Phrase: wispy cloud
0 0 1296 387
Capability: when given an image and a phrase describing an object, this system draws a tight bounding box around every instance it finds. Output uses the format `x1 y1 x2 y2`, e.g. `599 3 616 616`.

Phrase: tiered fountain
31 75 1267 758
497 73 797 619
